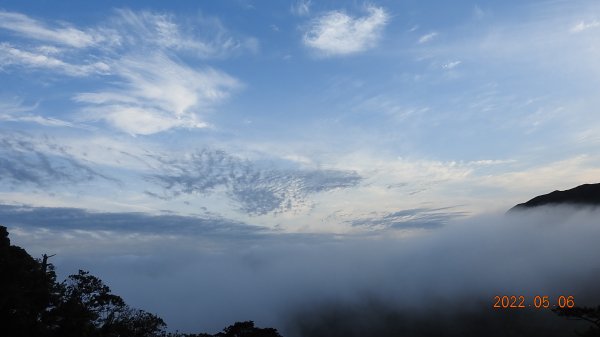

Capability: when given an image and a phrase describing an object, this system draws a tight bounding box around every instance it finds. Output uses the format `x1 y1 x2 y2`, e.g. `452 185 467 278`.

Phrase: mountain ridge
509 183 600 212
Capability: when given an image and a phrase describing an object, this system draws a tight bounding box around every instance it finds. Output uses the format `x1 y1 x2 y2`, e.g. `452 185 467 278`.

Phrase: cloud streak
0 98 74 127
417 31 437 44
74 54 240 135
0 9 251 135
350 207 468 230
0 43 110 76
0 10 103 48
111 9 258 57
0 133 113 188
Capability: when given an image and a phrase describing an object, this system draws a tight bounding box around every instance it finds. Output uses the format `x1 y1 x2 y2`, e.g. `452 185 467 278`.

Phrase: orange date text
493 295 575 309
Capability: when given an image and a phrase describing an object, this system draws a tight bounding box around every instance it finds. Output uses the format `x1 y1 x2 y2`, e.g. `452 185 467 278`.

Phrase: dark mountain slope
510 183 600 211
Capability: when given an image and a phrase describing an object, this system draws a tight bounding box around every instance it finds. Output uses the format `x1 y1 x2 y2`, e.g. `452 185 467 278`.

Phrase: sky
2 0 600 334
1 0 600 230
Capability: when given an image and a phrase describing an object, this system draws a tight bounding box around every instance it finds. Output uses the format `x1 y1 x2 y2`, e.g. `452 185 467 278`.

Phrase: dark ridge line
508 183 600 212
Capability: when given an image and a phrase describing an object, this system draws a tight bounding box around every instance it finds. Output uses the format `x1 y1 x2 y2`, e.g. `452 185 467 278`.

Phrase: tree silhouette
101 308 166 337
0 225 284 337
0 225 58 337
0 226 167 337
216 321 283 337
52 269 156 337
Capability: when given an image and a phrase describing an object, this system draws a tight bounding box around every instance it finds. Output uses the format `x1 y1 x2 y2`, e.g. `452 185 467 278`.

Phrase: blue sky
4 1 600 333
2 0 600 232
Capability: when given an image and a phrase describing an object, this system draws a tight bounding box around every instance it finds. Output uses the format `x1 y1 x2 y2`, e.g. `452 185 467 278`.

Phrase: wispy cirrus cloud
350 207 468 230
111 9 258 57
0 10 105 48
303 6 389 56
0 102 77 127
0 9 253 135
0 97 37 115
0 133 113 188
0 42 110 76
417 31 438 44
74 54 240 135
0 9 256 56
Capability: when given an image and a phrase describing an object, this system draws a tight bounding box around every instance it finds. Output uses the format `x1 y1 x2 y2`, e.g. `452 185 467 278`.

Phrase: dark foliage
0 225 282 337
0 225 59 337
216 321 282 337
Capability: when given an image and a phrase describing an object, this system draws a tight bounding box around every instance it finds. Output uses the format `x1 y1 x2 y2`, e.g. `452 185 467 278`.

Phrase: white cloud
0 114 77 128
570 20 600 33
113 9 258 57
442 60 461 69
467 159 515 166
332 152 474 193
476 155 600 194
303 6 389 56
0 97 36 114
418 32 438 44
291 0 312 16
74 54 240 135
0 9 259 63
0 10 252 134
0 43 110 76
0 10 102 48
0 99 74 127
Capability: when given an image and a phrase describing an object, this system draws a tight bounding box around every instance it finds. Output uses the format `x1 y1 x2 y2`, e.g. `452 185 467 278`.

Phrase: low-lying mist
8 205 600 336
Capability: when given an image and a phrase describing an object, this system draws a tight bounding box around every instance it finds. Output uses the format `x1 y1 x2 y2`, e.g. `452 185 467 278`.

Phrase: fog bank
7 205 600 336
